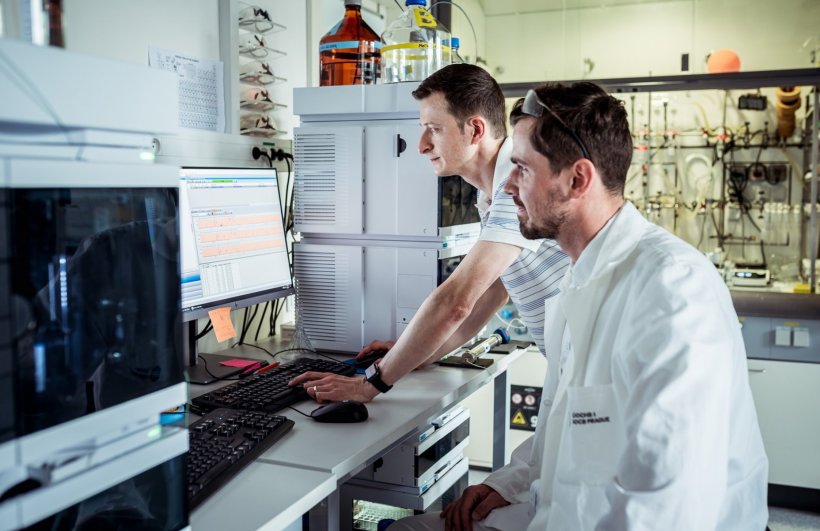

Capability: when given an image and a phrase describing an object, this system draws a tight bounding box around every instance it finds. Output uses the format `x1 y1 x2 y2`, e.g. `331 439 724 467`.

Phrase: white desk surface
187 345 523 528
255 351 521 480
190 461 335 531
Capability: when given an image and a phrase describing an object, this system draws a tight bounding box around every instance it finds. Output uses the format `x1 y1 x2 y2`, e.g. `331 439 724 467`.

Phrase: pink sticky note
209 307 237 343
220 359 258 368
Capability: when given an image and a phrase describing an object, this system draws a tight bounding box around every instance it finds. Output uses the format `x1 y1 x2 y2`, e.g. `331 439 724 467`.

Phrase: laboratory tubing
382 0 451 83
319 0 383 86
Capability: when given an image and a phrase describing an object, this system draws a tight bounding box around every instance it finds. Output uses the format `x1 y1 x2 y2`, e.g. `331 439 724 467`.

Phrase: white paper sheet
149 47 225 133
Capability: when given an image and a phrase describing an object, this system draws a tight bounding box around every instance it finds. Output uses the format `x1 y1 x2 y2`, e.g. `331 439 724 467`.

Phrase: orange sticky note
208 307 237 343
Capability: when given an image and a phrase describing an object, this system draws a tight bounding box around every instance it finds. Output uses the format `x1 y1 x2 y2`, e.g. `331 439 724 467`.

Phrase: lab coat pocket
556 384 623 485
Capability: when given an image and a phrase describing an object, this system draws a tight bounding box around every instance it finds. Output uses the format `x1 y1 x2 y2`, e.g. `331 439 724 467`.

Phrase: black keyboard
187 408 294 509
190 357 356 415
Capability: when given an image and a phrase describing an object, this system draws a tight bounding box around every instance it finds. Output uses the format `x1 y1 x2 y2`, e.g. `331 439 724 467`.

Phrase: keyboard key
190 357 355 415
186 408 294 509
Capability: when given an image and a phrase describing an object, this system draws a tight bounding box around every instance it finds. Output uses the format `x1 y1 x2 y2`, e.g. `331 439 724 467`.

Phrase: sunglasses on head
521 89 592 161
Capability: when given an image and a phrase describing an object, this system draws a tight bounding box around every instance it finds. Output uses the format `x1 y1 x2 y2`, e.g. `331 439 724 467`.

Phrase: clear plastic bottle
450 37 464 64
382 0 451 83
319 0 383 86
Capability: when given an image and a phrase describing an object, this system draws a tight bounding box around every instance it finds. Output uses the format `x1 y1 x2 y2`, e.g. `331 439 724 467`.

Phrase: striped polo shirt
476 137 570 355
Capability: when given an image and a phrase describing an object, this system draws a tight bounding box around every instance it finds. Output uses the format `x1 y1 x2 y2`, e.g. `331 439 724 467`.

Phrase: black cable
197 354 240 381
244 305 259 340
310 350 349 365
286 405 312 418
232 306 261 348
235 307 250 346
744 209 762 233
195 320 213 340
285 157 294 236
254 301 270 342
271 347 311 358
236 343 276 359
253 147 274 168
268 347 347 366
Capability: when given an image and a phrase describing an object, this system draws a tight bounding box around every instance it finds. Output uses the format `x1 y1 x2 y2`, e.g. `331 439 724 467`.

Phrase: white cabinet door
747 359 820 489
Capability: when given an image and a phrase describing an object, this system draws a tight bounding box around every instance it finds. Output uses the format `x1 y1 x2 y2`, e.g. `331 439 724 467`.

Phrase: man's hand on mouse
288 372 380 403
355 339 394 361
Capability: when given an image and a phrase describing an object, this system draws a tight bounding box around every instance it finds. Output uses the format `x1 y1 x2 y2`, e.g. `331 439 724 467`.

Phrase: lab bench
733 290 820 510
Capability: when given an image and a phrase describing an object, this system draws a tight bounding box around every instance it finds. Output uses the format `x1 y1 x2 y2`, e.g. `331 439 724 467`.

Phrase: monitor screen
179 168 293 321
4 185 183 437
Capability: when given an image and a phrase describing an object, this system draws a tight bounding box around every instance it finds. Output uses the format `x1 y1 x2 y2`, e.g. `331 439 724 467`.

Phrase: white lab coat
483 202 769 530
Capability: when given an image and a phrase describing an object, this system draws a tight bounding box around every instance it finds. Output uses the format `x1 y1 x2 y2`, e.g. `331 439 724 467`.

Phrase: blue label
319 40 383 51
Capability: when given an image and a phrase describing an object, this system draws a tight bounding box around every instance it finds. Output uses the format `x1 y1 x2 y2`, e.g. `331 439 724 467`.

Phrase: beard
516 195 569 240
519 210 566 240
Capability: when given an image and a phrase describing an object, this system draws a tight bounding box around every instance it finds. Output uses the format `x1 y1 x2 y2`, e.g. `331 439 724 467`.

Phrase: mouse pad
438 356 494 369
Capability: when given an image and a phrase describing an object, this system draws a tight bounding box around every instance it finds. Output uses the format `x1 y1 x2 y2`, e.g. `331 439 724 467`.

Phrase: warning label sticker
510 385 541 431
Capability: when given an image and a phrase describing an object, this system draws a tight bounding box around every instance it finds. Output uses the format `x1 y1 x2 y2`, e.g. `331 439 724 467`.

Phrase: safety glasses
239 34 286 59
522 89 592 161
240 114 279 137
238 6 286 34
239 61 287 86
240 87 288 111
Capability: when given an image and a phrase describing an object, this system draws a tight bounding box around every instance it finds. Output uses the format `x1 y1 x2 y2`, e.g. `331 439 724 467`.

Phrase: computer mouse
354 349 389 369
310 400 369 423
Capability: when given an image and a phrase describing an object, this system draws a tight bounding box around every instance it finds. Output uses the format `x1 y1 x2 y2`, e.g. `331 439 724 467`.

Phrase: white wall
63 1 220 64
449 0 486 66
485 0 820 83
63 0 308 138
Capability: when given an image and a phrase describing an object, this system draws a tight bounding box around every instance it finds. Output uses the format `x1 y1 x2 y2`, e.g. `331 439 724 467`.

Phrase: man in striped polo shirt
290 64 569 402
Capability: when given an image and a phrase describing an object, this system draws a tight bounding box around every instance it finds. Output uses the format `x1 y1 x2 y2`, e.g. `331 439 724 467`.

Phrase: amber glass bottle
319 0 383 86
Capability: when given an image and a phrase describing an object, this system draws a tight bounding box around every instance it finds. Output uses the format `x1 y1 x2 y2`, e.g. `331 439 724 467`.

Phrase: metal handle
747 368 766 373
396 134 407 157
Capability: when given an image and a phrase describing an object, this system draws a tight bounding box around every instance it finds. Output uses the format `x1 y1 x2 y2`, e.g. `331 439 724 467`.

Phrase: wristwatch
364 360 393 393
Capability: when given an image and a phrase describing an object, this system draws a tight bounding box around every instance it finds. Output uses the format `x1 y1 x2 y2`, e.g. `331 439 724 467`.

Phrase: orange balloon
707 49 741 73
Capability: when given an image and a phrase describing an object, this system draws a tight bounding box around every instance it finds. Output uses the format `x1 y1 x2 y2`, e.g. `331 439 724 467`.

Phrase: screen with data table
180 167 293 321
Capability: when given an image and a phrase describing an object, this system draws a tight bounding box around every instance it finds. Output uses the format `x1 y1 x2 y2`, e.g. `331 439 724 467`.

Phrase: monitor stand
183 321 259 384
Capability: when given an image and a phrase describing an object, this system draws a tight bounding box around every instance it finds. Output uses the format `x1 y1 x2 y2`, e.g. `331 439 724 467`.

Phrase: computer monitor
179 167 294 382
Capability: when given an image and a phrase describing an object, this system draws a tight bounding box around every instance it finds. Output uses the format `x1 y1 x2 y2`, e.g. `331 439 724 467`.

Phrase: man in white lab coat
392 82 769 530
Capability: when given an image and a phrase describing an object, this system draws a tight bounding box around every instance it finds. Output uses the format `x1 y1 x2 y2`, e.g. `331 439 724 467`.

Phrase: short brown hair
510 82 632 195
412 64 506 139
